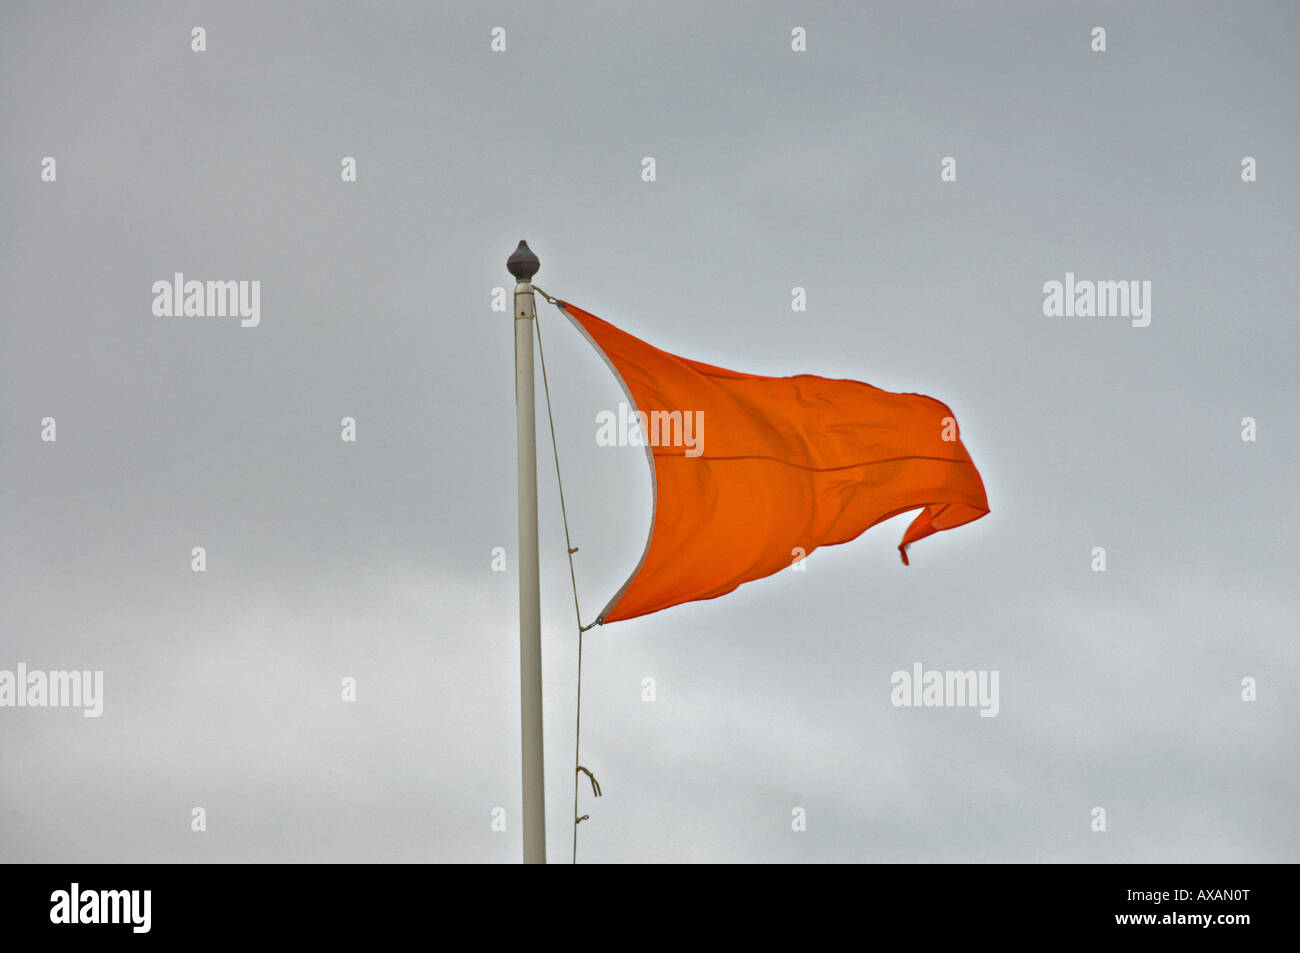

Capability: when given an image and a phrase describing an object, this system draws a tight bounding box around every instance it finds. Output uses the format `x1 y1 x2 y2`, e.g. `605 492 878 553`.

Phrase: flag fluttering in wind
555 300 990 624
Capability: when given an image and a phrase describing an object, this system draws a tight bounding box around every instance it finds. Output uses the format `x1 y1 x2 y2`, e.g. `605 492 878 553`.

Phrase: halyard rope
532 294 600 864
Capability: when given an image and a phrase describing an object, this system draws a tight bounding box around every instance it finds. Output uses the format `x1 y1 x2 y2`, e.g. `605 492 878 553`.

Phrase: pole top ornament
507 240 540 281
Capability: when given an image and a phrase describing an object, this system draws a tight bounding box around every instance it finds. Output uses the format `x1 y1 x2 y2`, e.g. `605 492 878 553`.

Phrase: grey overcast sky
1 1 1296 863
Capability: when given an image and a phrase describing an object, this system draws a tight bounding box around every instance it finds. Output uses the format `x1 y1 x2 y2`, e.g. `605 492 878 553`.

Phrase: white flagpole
508 240 546 864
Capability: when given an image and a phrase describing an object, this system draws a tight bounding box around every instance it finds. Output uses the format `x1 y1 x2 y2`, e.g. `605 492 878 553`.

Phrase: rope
532 295 599 864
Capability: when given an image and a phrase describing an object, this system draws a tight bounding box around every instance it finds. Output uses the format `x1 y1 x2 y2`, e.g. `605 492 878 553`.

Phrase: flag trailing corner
550 297 990 624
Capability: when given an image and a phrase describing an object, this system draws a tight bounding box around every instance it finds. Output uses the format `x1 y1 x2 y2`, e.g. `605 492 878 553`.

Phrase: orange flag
557 300 990 624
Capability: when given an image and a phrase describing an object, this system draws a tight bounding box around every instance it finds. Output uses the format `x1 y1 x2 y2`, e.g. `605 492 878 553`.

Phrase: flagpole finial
507 240 540 281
